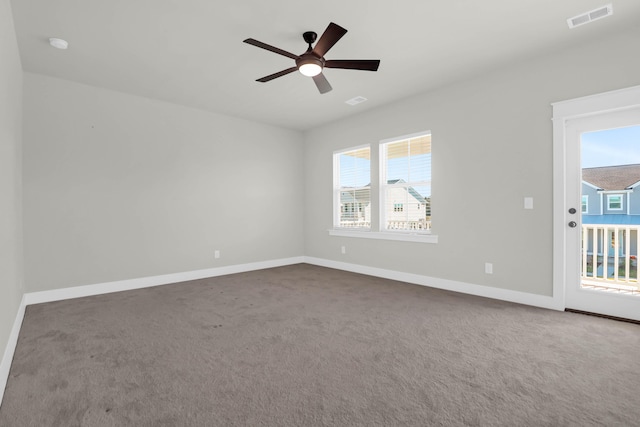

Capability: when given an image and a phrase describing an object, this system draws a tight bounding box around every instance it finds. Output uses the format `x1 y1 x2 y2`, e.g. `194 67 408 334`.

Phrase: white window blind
380 133 431 232
334 146 371 229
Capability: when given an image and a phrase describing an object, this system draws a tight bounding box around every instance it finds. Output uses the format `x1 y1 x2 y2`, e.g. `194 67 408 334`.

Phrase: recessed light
345 96 368 106
49 38 69 49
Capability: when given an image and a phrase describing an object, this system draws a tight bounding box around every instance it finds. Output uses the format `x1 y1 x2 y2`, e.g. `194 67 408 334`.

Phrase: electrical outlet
485 263 493 274
341 246 346 254
214 250 220 259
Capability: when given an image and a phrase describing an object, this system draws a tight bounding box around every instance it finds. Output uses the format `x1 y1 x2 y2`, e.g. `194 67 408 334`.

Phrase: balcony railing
386 220 432 230
339 220 371 228
581 224 639 292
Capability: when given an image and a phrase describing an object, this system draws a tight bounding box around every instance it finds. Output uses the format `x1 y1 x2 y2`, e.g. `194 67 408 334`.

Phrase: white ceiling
10 0 640 131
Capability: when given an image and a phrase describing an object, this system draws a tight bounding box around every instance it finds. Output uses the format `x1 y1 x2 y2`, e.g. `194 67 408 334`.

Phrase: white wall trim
304 257 563 311
0 295 27 406
23 257 304 306
551 85 640 118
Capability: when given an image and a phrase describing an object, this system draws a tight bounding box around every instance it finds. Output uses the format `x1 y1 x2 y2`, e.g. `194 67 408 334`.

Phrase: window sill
328 228 438 243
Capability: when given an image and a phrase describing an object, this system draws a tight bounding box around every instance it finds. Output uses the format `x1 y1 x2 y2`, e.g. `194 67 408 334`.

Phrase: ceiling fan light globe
299 63 322 77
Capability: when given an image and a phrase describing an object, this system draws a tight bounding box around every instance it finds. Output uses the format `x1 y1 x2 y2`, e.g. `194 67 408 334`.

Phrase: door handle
568 208 576 214
568 221 577 228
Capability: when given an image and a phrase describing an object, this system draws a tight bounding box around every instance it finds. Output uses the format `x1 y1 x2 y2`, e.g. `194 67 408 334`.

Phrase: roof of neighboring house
340 188 371 204
386 179 426 203
340 180 427 204
582 214 640 225
582 164 640 190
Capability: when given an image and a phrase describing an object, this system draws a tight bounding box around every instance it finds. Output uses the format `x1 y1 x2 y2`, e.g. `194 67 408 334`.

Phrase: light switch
485 263 493 274
524 197 534 209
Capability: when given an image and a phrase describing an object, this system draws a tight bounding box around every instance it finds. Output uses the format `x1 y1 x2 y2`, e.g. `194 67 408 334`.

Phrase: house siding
385 187 424 223
581 184 600 215
630 189 640 215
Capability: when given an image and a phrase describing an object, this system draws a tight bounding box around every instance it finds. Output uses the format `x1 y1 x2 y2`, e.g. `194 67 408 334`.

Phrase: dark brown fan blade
256 67 298 82
312 72 332 94
325 59 380 71
243 38 299 60
312 22 347 57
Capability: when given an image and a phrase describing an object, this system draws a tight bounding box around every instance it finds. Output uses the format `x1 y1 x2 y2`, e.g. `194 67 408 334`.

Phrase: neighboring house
340 179 427 227
340 188 371 224
384 179 427 225
582 164 640 257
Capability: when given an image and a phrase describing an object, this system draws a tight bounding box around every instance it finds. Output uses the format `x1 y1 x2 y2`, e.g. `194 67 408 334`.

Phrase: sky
581 124 640 168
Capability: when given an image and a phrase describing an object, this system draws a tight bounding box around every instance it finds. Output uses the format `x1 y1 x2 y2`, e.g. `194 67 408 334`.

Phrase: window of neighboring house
608 194 623 210
333 145 371 229
582 195 588 213
380 132 431 232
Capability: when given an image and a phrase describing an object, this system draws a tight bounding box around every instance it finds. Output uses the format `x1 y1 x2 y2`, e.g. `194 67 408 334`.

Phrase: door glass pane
581 124 640 294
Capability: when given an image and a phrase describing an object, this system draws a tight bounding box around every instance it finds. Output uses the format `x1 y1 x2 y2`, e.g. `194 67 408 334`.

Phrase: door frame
552 85 640 317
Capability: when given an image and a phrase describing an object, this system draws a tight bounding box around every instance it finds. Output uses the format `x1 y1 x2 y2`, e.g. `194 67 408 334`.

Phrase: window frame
333 144 372 230
379 131 432 235
607 194 623 211
329 133 437 244
581 195 588 213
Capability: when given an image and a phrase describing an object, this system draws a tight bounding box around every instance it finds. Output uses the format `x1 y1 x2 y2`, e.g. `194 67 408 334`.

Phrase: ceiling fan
243 22 380 94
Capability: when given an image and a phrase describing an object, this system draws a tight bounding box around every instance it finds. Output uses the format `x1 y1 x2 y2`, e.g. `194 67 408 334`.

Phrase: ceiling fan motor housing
302 31 318 45
298 31 324 73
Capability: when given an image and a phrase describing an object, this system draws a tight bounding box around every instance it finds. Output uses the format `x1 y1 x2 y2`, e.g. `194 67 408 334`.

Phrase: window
581 195 588 213
608 194 622 210
333 146 371 229
330 131 437 243
380 132 431 232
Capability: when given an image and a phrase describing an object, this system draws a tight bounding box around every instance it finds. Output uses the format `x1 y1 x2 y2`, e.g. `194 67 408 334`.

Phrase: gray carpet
1 264 639 426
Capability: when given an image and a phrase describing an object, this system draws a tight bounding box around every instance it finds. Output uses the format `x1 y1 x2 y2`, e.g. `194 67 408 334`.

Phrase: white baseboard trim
0 294 27 406
24 256 305 306
304 256 564 311
3 254 562 406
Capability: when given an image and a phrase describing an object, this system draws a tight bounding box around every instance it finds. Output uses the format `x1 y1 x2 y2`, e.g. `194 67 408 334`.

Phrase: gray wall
0 0 23 361
23 73 304 292
304 26 640 297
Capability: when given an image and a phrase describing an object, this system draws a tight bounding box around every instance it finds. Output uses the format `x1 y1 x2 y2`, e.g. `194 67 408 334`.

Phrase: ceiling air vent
345 96 368 106
567 4 613 29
